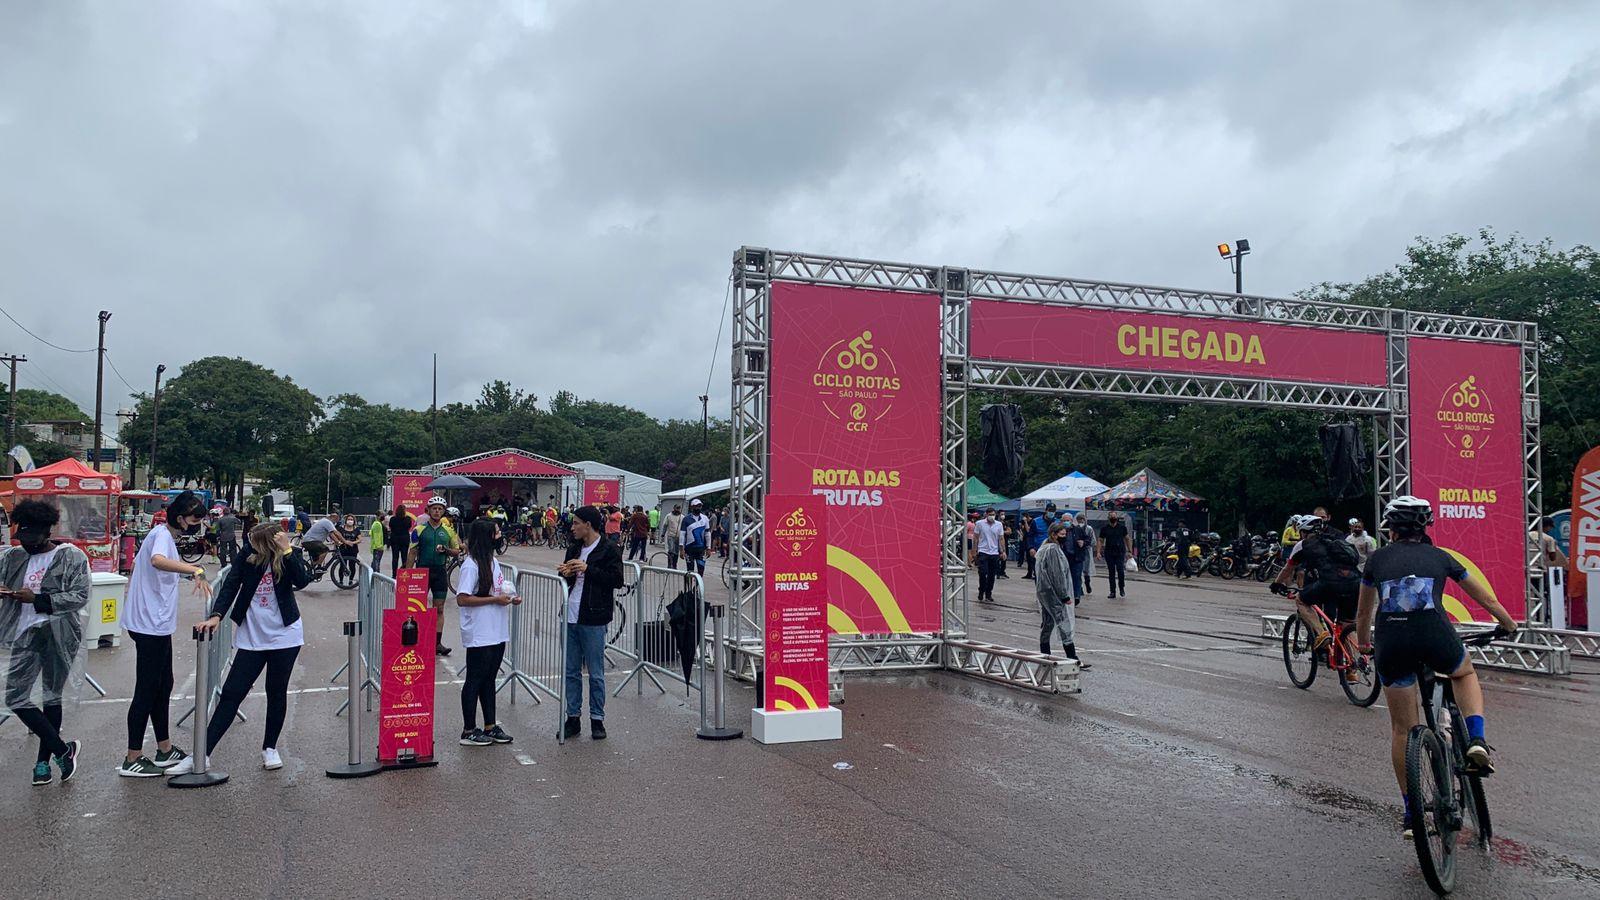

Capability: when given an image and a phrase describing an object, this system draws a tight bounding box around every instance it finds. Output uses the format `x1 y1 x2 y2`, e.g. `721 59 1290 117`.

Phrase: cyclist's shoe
1401 810 1415 840
1464 739 1496 776
1310 632 1333 654
1342 668 1360 684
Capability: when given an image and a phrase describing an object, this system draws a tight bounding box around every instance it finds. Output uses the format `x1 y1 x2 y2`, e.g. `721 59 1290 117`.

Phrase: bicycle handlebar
1463 626 1513 647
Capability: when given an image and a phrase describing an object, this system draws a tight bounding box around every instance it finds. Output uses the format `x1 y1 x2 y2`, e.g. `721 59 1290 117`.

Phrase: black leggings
390 544 408 577
7 627 71 761
207 646 300 752
1103 553 1126 594
126 631 174 751
461 642 506 730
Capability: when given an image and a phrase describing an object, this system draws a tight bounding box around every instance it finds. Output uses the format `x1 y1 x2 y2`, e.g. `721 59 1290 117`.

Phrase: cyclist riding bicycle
300 513 348 569
1354 496 1518 837
1272 514 1363 680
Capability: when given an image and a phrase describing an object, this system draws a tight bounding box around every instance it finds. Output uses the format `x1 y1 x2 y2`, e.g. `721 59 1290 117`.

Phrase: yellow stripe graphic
827 544 911 633
827 604 860 635
1440 547 1497 624
774 699 797 712
773 675 820 710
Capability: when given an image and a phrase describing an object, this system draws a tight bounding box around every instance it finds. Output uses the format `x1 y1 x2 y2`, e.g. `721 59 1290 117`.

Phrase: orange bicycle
1280 589 1381 706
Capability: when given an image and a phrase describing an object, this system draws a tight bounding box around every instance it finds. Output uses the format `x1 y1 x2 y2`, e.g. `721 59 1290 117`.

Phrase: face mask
16 528 51 553
183 519 202 535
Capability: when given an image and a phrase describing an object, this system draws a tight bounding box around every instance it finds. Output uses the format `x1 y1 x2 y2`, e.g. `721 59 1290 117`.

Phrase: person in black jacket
558 505 623 740
193 523 312 772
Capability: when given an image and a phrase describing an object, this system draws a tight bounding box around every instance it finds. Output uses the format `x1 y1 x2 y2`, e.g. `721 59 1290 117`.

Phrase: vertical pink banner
768 282 942 634
583 477 622 507
390 475 433 513
1407 338 1526 622
764 495 830 712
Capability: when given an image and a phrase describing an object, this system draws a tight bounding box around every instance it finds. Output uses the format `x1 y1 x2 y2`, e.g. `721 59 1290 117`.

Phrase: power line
0 303 96 353
104 352 139 395
703 273 733 398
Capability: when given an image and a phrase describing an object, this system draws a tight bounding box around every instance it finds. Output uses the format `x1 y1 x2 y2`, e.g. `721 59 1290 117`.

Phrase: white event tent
1017 471 1110 509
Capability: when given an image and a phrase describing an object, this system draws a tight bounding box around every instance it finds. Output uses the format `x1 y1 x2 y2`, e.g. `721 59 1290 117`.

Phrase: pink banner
390 474 433 514
764 495 830 712
582 477 622 507
969 300 1389 386
1408 338 1525 622
444 451 574 478
378 607 436 764
769 282 942 634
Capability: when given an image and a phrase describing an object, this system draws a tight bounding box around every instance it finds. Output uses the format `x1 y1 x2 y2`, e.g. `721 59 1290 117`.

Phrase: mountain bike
176 534 209 564
309 550 361 591
1280 589 1381 706
1405 627 1508 896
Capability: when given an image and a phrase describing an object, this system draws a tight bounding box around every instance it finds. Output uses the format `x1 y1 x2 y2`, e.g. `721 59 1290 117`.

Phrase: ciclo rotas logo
813 330 901 432
773 506 819 558
1436 374 1497 459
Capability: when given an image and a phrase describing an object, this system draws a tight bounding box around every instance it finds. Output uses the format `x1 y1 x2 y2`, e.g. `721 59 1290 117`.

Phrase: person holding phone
120 490 212 777
454 519 519 747
1 500 90 785
195 523 311 771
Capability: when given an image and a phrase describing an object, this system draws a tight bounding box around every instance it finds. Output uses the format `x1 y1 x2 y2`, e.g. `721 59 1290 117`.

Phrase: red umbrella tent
12 457 123 573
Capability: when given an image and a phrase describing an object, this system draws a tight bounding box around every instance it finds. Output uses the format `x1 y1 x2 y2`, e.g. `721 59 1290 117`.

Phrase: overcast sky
2 2 1597 433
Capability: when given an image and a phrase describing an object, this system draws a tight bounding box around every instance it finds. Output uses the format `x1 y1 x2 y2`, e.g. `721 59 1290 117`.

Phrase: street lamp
324 458 334 514
1217 239 1251 295
148 364 166 490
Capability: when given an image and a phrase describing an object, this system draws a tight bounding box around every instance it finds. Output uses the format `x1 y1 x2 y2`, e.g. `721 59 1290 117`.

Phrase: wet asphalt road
4 544 1598 899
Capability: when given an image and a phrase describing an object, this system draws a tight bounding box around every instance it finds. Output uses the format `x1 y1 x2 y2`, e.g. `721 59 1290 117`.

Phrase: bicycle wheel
1140 553 1164 574
1406 725 1457 896
331 557 360 590
1338 649 1383 707
1282 615 1318 689
494 536 508 556
179 543 204 564
610 598 629 645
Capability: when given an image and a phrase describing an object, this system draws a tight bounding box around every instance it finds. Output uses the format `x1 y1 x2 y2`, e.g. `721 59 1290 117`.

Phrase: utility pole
1 354 23 475
92 311 111 471
149 364 166 490
431 352 439 461
699 394 709 447
324 457 334 514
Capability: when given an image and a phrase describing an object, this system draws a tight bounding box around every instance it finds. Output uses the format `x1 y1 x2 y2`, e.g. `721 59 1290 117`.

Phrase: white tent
570 460 662 511
1018 471 1110 508
657 475 755 509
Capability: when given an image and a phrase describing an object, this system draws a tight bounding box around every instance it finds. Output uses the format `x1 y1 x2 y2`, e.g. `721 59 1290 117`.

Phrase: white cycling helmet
447 506 460 517
1382 495 1433 530
426 495 447 507
1293 514 1325 533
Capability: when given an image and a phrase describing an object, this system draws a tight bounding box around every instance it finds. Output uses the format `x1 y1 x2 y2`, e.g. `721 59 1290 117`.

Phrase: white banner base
751 707 842 744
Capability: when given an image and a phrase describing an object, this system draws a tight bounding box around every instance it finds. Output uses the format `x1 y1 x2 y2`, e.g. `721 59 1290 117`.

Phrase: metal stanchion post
327 621 382 779
169 627 228 789
696 604 742 741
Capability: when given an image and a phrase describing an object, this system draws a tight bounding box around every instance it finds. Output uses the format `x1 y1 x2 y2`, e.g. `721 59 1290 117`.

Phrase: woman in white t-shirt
197 523 312 771
119 491 212 778
454 519 519 747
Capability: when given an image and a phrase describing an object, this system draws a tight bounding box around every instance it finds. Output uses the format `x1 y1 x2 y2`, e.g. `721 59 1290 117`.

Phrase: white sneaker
262 748 283 770
164 756 194 776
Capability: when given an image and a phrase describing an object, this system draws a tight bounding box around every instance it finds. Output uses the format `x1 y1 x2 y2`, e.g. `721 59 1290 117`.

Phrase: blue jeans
564 623 607 720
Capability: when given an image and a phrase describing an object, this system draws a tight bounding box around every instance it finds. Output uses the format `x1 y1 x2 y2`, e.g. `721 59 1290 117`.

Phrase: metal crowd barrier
613 564 706 698
451 562 521 683
603 562 644 667
332 567 396 716
509 570 569 741
178 566 242 728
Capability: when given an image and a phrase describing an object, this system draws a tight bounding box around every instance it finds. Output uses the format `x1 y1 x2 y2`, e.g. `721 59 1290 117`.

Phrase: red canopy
442 450 577 479
13 457 123 495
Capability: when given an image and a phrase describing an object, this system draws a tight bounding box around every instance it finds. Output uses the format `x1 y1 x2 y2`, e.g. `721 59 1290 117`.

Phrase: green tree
1302 231 1600 507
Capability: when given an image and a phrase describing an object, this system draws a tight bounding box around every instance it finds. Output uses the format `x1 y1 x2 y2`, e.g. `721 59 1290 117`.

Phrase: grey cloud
1 1 1596 431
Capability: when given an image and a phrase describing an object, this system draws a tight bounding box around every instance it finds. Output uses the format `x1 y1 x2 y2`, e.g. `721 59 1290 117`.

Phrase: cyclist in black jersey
1355 496 1518 837
1272 514 1363 678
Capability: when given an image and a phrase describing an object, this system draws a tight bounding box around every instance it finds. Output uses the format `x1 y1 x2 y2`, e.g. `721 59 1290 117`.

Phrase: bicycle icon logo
835 331 879 371
1450 376 1481 409
783 508 810 528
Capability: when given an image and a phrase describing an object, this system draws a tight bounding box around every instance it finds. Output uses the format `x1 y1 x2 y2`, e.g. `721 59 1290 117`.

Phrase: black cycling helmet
1382 495 1433 533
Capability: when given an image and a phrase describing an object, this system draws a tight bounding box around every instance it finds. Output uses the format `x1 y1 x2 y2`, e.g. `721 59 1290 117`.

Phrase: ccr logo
813 330 901 432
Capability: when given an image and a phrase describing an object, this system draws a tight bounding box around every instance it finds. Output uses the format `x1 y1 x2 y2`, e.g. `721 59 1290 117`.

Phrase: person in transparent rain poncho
1 500 90 786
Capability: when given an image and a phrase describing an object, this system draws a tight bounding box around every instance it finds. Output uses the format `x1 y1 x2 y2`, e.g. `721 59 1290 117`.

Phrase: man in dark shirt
1097 511 1132 599
627 505 650 561
213 510 242 564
